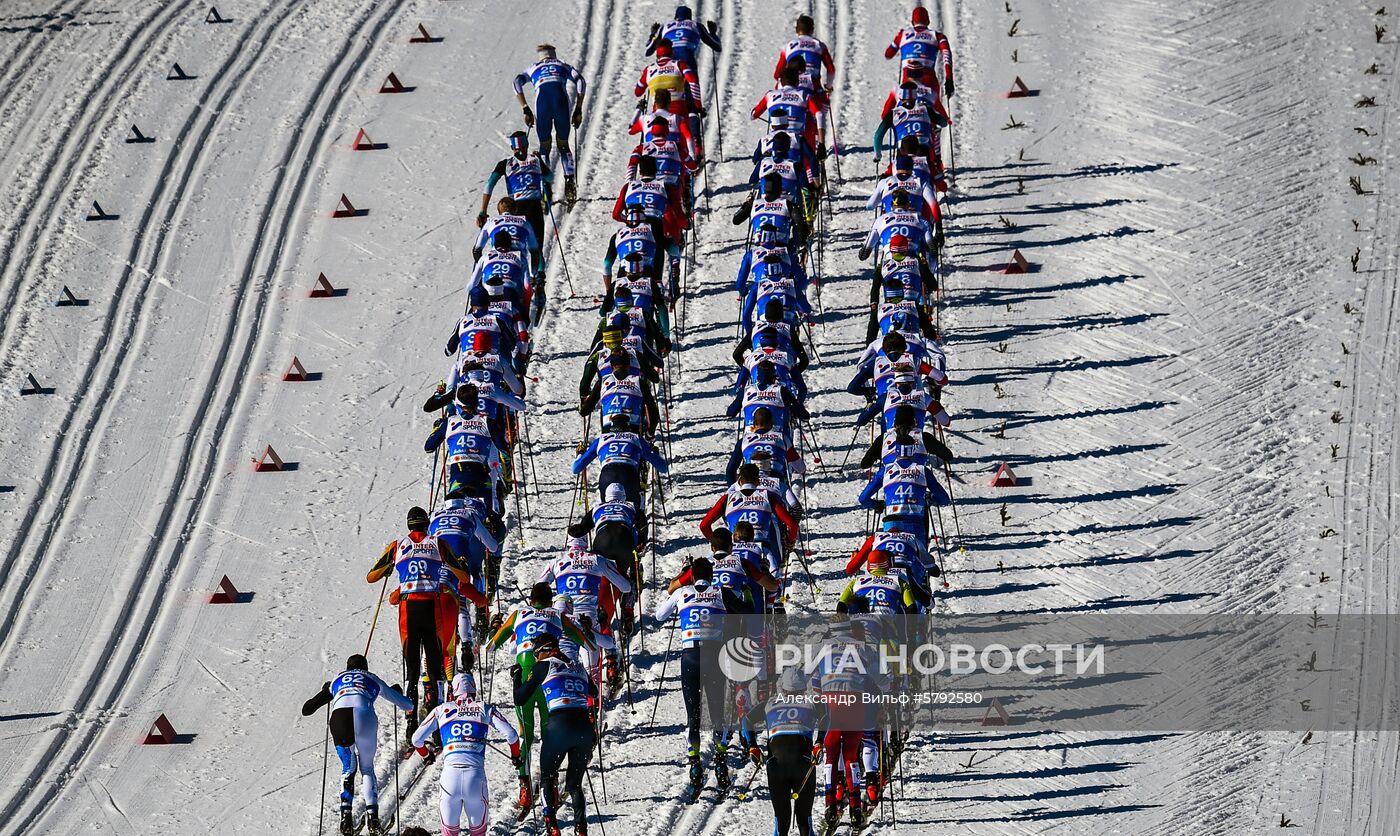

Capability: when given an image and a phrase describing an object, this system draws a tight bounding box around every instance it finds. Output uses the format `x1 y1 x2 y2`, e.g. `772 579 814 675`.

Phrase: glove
390 683 404 694
476 211 488 228
816 144 828 161
812 743 824 761
510 663 523 684
576 440 588 453
697 107 708 119
522 105 535 128
435 380 446 395
748 746 763 766
511 753 523 771
572 106 583 128
929 563 942 578
872 500 885 513
706 19 719 36
444 344 454 357
873 154 881 165
944 78 955 98
857 245 872 261
578 614 593 634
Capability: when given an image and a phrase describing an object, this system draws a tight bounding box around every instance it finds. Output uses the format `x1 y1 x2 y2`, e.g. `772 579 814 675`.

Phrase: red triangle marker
981 698 1012 726
1001 249 1031 274
143 714 179 744
380 72 413 93
209 575 244 603
1006 76 1035 98
990 462 1019 487
331 194 364 218
352 128 382 151
253 446 285 472
283 356 310 381
409 23 443 43
310 273 341 298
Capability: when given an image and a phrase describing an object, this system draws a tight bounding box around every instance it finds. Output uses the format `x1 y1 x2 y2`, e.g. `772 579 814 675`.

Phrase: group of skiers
300 5 961 836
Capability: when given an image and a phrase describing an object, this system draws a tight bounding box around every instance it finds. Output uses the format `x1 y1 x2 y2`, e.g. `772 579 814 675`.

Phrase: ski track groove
0 0 288 671
0 0 197 376
0 0 412 830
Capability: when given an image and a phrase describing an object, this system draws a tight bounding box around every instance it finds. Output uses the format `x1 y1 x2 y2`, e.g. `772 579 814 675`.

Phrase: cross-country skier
514 44 587 207
411 672 522 836
479 132 553 261
775 14 836 92
647 6 722 77
884 6 955 102
301 654 415 835
512 631 600 836
653 554 754 800
489 582 593 811
759 666 826 836
365 507 476 735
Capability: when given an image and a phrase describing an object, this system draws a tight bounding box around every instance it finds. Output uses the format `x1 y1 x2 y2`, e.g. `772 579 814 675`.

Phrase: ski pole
586 762 609 836
392 705 401 835
547 200 579 298
364 575 390 656
736 758 763 800
318 702 330 836
838 421 865 471
645 622 677 734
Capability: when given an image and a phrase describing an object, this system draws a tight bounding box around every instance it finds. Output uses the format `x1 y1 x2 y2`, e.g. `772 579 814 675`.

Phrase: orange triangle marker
143 714 179 744
253 446 285 472
1001 249 1031 274
352 128 382 151
990 462 1019 487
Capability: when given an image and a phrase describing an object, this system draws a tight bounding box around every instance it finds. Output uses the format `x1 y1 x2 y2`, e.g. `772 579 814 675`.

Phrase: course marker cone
143 715 179 744
209 575 247 603
409 23 442 43
1001 249 1031 274
253 446 286 472
990 462 1019 487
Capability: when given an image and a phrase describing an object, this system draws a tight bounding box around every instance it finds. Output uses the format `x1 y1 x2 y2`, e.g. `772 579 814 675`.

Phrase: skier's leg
766 741 794 836
515 654 538 775
354 705 381 810
440 762 464 836
538 719 570 828
564 717 595 826
679 646 702 752
437 592 459 679
464 763 491 836
331 707 358 809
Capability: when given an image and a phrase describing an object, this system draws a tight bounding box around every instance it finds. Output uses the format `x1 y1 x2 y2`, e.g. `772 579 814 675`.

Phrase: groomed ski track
0 0 1396 834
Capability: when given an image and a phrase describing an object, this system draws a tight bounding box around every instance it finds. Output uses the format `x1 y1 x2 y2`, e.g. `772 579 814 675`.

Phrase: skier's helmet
889 233 911 256
346 654 368 671
675 5 693 21
605 483 627 504
407 506 430 530
912 6 930 26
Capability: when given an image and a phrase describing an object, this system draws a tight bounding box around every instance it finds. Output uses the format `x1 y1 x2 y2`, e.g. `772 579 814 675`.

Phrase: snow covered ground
0 0 1397 833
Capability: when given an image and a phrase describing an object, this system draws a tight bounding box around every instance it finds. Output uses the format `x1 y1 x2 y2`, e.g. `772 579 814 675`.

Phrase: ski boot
605 655 622 694
564 176 578 210
474 607 489 643
518 774 533 808
684 753 705 802
747 744 764 767
713 744 732 791
364 807 381 836
865 771 881 805
338 803 353 836
820 805 842 836
849 799 868 832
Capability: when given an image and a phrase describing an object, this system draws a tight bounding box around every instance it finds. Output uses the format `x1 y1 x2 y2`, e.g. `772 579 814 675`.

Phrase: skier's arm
601 562 634 594
480 160 508 215
641 438 669 474
858 435 882 470
411 708 441 749
698 494 726 540
366 541 396 583
424 417 447 454
489 608 519 650
572 438 601 474
652 588 682 622
513 660 549 705
846 535 875 576
300 682 332 716
372 673 415 711
488 705 523 753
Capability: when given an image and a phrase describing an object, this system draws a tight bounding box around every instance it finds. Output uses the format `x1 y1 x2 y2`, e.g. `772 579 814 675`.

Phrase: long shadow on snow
953 273 1140 307
957 354 1173 386
942 312 1165 346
